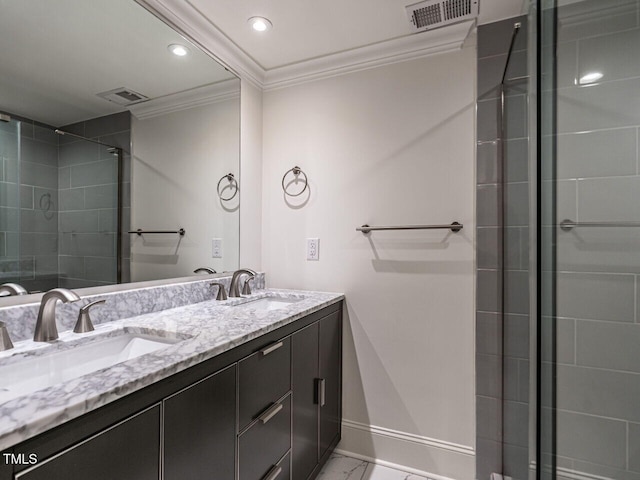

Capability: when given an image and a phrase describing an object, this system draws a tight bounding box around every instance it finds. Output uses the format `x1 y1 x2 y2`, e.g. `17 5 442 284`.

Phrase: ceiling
185 0 527 70
0 0 236 126
0 0 525 126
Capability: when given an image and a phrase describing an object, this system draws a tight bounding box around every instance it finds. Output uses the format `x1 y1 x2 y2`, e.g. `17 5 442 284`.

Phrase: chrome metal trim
357 222 463 233
217 173 239 201
128 228 185 236
559 219 640 231
282 166 308 197
73 299 106 333
259 402 284 424
318 378 326 407
262 464 283 480
54 129 121 149
0 322 14 351
210 282 228 301
260 341 284 356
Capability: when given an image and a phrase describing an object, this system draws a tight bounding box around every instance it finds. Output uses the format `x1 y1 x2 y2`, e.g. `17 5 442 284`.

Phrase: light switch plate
212 238 223 258
307 238 319 261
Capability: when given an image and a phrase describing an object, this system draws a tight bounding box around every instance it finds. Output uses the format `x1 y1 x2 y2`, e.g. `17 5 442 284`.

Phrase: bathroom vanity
0 284 343 480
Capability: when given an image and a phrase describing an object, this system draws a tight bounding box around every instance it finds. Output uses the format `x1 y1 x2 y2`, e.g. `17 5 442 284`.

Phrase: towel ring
282 166 308 197
217 173 239 201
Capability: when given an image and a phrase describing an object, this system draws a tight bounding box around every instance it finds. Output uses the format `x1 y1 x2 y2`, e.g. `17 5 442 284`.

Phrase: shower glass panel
0 118 21 285
0 116 120 293
502 22 531 480
58 139 120 289
539 0 640 479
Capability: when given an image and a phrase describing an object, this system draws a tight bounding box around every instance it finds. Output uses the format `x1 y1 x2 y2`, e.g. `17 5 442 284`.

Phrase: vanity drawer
260 450 291 480
239 336 291 429
239 394 292 480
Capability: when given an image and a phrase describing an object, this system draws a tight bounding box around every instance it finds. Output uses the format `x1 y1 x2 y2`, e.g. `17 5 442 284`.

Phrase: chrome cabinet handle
260 341 283 356
262 465 283 480
259 402 283 424
316 378 326 407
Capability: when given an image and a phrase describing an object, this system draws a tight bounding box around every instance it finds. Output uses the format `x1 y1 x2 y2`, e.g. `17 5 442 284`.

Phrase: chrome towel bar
357 222 463 234
128 228 185 236
560 219 640 231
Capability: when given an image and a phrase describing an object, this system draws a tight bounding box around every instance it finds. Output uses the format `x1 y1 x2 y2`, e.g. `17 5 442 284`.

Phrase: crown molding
263 20 475 91
136 0 474 92
135 0 265 88
130 79 240 120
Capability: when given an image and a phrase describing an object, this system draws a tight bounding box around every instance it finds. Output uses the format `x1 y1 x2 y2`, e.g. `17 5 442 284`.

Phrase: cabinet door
291 322 319 480
164 365 236 480
319 311 342 458
16 406 160 480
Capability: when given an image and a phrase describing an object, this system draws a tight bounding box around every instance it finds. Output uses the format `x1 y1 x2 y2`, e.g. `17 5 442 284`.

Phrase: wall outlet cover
212 238 223 258
307 238 319 261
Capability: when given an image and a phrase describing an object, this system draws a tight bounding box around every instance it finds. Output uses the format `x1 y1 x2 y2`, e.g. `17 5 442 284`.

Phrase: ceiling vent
406 0 479 32
97 87 148 106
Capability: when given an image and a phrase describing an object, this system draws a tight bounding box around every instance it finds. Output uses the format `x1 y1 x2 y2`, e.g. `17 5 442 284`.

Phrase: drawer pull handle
263 465 283 480
260 341 284 356
259 402 284 424
316 378 326 407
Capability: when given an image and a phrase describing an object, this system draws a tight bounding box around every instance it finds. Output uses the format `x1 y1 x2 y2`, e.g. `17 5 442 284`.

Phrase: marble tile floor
317 453 434 480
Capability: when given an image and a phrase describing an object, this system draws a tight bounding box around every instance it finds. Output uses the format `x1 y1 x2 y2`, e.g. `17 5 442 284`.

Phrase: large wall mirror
0 0 240 300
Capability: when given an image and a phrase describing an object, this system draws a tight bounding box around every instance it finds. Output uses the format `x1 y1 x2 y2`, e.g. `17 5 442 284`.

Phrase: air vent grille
406 0 478 32
413 4 442 28
97 87 149 106
443 0 471 20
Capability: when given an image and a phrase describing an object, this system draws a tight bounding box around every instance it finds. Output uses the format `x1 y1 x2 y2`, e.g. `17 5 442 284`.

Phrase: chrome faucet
0 283 28 296
34 288 81 342
229 269 256 297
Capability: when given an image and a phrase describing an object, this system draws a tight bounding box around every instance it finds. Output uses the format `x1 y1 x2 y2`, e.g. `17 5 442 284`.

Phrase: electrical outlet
307 238 319 261
212 238 223 258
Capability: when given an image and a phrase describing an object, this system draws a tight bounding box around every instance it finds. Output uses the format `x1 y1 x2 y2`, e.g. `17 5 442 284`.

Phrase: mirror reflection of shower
0 112 126 292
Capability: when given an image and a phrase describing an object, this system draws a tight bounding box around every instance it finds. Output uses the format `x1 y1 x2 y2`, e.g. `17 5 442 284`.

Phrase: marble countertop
0 288 343 451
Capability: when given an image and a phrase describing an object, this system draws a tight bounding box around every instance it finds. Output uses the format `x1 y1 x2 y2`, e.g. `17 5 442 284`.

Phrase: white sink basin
0 333 180 404
235 296 303 311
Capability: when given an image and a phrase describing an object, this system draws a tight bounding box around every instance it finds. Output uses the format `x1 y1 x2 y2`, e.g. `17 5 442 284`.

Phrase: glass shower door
0 117 21 285
538 0 640 478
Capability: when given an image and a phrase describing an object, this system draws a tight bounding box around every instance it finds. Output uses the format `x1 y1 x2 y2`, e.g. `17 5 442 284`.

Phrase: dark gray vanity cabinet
15 406 161 480
292 310 342 480
164 365 236 480
3 301 343 480
239 338 292 430
238 336 292 480
238 395 292 480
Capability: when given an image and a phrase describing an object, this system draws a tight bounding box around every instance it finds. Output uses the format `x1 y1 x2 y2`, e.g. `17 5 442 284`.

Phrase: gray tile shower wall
0 272 266 343
545 1 640 478
0 118 60 292
476 15 530 480
58 112 131 287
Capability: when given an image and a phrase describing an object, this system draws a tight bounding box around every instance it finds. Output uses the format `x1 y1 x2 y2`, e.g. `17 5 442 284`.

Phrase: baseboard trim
334 448 459 480
342 419 475 456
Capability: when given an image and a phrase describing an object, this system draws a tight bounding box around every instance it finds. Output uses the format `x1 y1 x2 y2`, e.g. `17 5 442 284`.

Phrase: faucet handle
210 282 228 301
242 276 255 295
0 322 13 351
74 299 106 334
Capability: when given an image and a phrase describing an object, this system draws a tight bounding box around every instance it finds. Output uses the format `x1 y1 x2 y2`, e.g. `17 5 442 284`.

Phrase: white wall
131 96 240 281
261 48 476 479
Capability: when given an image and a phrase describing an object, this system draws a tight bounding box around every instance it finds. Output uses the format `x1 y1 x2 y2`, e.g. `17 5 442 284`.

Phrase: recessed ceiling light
168 44 190 57
248 16 272 32
578 71 603 85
